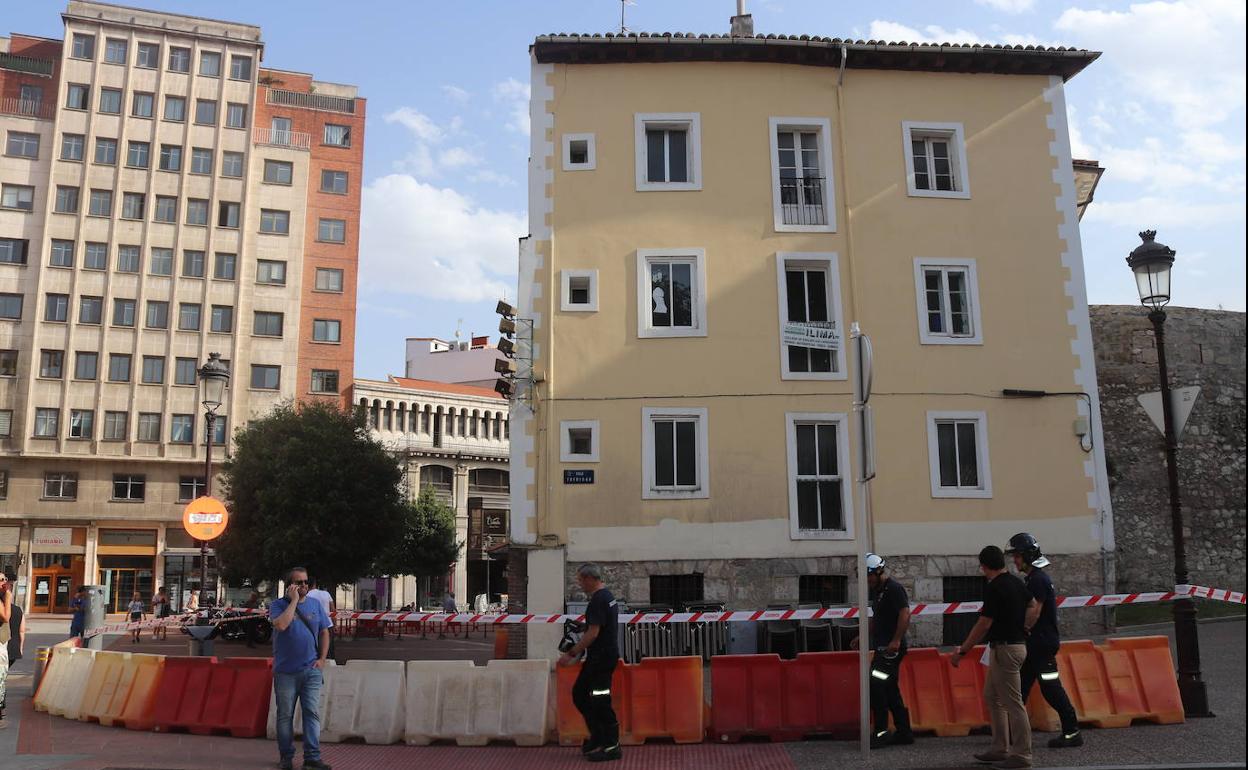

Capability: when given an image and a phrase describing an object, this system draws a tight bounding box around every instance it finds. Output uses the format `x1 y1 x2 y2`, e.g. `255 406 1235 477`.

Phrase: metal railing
252 126 311 151
779 176 828 226
266 88 356 115
0 52 54 76
619 603 729 664
386 435 509 458
0 97 55 120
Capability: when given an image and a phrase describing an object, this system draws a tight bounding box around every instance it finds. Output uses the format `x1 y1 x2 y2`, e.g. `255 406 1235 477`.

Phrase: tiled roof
385 376 504 400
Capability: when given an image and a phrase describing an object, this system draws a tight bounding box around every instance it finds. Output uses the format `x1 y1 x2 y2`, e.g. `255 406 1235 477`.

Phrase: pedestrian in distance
952 545 1039 769
186 589 200 613
270 567 333 770
68 586 87 640
1006 533 1083 749
440 591 456 639
127 591 145 644
306 580 336 659
0 573 13 728
558 563 622 763
851 553 914 749
242 591 263 649
152 587 171 640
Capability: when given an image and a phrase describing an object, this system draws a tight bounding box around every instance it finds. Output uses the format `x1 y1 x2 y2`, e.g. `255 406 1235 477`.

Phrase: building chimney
730 0 754 36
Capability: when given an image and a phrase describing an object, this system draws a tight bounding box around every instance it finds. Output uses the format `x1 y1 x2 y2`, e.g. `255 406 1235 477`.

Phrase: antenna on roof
453 318 463 344
620 0 636 34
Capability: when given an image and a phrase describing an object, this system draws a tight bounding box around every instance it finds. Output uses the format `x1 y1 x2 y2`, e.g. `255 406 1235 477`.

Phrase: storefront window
162 553 219 610
98 555 155 613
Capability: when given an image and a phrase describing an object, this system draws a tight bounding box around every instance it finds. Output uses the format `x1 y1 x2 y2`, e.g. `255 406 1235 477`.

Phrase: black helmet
1005 533 1045 566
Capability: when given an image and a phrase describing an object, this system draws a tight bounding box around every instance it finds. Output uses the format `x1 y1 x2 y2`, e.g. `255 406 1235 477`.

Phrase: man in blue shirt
269 567 332 770
68 586 87 639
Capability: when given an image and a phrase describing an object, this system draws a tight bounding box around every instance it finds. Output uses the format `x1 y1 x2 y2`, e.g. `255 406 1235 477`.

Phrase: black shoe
303 760 332 770
581 739 601 756
278 759 293 770
870 731 893 749
1048 731 1083 748
587 744 622 762
891 729 915 745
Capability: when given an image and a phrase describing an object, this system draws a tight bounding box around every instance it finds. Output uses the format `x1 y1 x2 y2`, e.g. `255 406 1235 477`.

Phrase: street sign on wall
564 469 595 484
1138 386 1200 439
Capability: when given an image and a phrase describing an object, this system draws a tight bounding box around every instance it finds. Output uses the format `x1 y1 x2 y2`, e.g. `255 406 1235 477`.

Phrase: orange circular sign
183 496 229 541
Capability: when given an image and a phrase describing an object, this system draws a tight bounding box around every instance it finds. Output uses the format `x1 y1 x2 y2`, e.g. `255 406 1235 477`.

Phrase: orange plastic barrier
897 646 990 737
557 656 704 746
493 629 510 660
150 657 272 737
78 651 165 728
711 652 860 742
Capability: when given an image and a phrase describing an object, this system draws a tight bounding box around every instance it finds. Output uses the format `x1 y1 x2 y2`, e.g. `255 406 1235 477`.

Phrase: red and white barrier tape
82 608 268 640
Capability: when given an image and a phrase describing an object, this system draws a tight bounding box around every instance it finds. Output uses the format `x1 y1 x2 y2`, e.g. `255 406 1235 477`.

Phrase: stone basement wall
1091 306 1246 594
565 554 1110 647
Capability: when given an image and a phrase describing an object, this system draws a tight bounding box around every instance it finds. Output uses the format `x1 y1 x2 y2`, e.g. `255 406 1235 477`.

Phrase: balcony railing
252 126 311 151
385 435 509 459
0 52 54 76
779 176 828 226
0 97 55 120
266 88 356 115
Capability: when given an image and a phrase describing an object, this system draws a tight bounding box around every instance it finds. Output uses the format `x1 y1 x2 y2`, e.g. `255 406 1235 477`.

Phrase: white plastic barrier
45 647 98 719
33 644 79 713
320 660 406 744
266 660 336 739
405 659 550 746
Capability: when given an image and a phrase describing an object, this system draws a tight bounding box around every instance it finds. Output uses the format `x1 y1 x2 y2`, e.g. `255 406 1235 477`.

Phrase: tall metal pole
1149 309 1211 717
200 410 215 606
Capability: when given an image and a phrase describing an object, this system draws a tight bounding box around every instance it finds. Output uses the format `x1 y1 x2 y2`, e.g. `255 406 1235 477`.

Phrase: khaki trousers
985 644 1031 762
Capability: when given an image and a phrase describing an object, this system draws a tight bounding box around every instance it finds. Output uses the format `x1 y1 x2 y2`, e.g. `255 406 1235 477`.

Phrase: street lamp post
1125 230 1211 718
197 352 230 607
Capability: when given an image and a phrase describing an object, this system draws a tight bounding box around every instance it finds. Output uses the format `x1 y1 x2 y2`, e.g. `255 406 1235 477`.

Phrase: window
317 219 346 243
799 575 848 607
88 189 113 217
217 202 240 228
145 300 169 329
199 51 221 76
71 33 95 59
190 147 212 174
311 369 339 393
112 299 137 327
323 123 351 147
0 294 24 319
0 412 11 439
5 131 40 158
562 133 596 171
926 412 992 498
149 247 173 275
642 407 709 499
117 245 140 273
786 413 852 538
314 268 343 292
132 92 154 118
136 42 159 68
214 252 237 280
34 408 59 437
229 55 252 80
178 303 201 331
221 151 244 177
777 253 845 379
158 144 182 172
163 94 186 122
321 169 348 194
121 192 145 220
170 414 194 443
209 416 227 445
943 576 988 645
78 296 103 324
250 364 280 390
0 238 29 264
0 350 16 377
254 311 283 337
54 186 79 213
17 84 42 115
69 409 95 438
104 38 127 64
74 352 99 380
108 353 132 381
154 196 177 223
210 305 233 333
225 102 247 129
903 122 970 199
84 242 108 270
44 294 69 322
770 118 835 231
39 349 64 377
65 84 90 111
127 141 150 169
312 319 340 343
914 259 983 345
635 113 701 191
560 270 598 312
194 99 217 125
179 476 207 501
44 472 77 499
1 185 34 211
94 137 117 164
137 413 160 441
649 574 704 611
174 357 198 385
560 420 599 462
182 250 206 278
168 46 190 72
259 209 289 234
141 355 165 384
50 240 74 267
98 87 120 114
113 474 146 501
264 160 293 185
256 260 286 285
104 411 128 440
185 199 208 226
637 249 706 338
61 133 85 161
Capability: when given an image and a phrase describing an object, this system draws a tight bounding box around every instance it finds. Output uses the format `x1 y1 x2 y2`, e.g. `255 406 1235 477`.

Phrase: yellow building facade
510 34 1109 646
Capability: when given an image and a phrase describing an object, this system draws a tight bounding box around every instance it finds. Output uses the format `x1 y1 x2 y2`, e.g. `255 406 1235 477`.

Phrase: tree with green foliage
215 400 406 590
374 485 462 586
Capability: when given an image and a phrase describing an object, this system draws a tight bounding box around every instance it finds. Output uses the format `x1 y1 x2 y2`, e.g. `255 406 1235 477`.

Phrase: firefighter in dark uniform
853 553 915 748
1006 532 1083 749
558 563 622 763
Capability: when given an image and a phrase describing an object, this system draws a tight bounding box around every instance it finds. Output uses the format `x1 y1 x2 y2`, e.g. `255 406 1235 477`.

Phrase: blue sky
8 1 1244 379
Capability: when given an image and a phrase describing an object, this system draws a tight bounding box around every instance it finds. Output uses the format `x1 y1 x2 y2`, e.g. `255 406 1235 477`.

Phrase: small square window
54 186 79 213
88 189 113 217
318 218 346 243
61 133 85 161
108 353 132 381
121 192 145 220
136 42 160 68
104 411 128 440
170 414 194 443
217 202 240 229
71 33 95 60
635 113 701 191
250 364 281 390
320 170 348 194
104 38 127 64
561 270 598 312
225 102 248 129
154 196 177 223
195 99 217 126
112 299 137 327
136 414 160 442
132 92 154 118
182 250 206 278
253 311 284 337
112 474 146 501
186 199 209 226
39 348 65 377
200 51 221 77
175 357 198 385
44 295 69 323
178 303 201 331
560 420 600 463
214 252 237 280
562 133 596 171
69 408 95 438
44 471 77 499
229 55 252 81
190 147 213 174
221 151 244 177
0 350 16 377
149 247 173 275
78 296 103 324
164 95 186 122
127 141 150 169
145 301 169 329
141 355 165 384
264 160 293 185
0 294 23 320
257 260 287 285
94 137 117 165
259 209 290 234
50 240 75 268
312 319 341 343
323 124 351 147
34 408 60 437
903 122 971 199
84 242 108 270
210 305 234 333
158 144 182 172
311 369 340 393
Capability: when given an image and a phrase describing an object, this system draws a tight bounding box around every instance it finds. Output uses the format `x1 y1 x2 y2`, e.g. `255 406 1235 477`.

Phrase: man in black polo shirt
852 553 914 748
952 545 1039 769
558 563 621 763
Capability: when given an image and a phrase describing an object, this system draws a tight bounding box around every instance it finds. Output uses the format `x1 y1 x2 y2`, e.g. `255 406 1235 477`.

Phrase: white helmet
866 553 887 574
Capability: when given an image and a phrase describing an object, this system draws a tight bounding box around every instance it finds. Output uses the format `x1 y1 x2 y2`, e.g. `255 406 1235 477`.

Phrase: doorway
98 556 155 612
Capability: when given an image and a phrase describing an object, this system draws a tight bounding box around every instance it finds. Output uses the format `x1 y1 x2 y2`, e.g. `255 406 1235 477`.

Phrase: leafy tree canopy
374 484 462 580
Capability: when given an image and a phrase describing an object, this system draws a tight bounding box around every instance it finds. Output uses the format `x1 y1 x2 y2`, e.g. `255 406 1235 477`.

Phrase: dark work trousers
870 650 911 734
1020 641 1079 735
572 656 620 749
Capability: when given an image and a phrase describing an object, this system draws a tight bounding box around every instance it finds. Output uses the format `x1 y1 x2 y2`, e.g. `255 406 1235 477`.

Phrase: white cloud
437 147 480 169
468 169 517 187
359 174 523 303
975 0 1035 12
441 85 471 104
867 21 981 44
1084 197 1245 228
384 107 443 143
493 78 530 135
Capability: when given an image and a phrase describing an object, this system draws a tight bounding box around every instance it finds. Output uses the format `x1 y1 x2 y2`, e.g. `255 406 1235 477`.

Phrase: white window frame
913 258 983 345
636 248 707 339
559 419 600 463
768 117 836 233
926 410 993 499
775 252 847 380
641 407 710 500
785 412 854 540
562 132 596 171
634 113 702 192
902 121 971 199
560 269 599 312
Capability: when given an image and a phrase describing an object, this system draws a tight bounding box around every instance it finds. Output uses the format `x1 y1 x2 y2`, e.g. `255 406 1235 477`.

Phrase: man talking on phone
270 567 332 770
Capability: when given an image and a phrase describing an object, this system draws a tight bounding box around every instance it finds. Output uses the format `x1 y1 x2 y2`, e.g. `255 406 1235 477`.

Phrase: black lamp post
197 352 230 606
1125 230 1211 718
